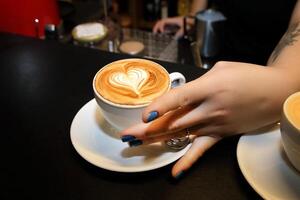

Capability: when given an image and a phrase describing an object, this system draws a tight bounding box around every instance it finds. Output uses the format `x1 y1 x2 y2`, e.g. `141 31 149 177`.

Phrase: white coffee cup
92 58 186 131
280 91 300 171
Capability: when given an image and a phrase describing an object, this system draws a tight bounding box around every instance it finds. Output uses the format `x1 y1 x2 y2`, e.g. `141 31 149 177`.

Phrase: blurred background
0 0 208 66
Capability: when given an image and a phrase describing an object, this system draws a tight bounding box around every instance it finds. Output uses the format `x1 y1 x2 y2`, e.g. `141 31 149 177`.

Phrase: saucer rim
70 99 191 173
237 125 300 200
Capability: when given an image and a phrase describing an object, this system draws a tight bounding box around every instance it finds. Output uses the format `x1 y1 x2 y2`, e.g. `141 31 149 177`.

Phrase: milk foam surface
95 59 170 105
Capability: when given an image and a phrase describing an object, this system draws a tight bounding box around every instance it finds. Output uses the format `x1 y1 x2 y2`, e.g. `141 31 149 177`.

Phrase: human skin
152 0 207 38
122 0 300 178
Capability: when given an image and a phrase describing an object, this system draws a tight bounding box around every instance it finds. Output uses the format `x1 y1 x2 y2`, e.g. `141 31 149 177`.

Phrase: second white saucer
237 125 300 200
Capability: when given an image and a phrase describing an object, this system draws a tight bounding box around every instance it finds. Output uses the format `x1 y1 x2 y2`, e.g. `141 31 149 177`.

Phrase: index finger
121 105 193 140
153 21 165 33
142 78 207 122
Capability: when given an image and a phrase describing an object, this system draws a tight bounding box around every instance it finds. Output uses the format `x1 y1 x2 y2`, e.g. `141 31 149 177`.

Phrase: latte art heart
95 59 170 105
109 68 148 96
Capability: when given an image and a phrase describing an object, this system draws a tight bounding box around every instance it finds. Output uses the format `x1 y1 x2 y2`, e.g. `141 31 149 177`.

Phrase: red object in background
0 0 61 37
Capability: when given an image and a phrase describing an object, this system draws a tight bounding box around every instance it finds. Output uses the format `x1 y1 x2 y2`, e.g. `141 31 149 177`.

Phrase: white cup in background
280 91 300 171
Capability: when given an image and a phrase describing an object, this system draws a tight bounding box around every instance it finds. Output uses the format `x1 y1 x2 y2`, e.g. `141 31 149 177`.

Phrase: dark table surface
0 33 262 200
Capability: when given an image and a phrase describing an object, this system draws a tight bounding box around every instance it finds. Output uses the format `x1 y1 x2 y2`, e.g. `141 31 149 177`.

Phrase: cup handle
170 72 186 88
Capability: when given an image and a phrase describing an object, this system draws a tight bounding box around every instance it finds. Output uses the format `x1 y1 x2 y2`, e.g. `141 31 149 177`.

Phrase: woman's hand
153 16 185 38
120 61 295 177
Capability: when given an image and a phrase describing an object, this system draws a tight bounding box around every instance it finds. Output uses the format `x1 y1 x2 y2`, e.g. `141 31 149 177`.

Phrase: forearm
189 0 207 16
267 0 300 92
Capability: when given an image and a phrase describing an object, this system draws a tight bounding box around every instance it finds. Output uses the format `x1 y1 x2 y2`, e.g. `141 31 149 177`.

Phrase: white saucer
70 99 191 172
237 125 300 200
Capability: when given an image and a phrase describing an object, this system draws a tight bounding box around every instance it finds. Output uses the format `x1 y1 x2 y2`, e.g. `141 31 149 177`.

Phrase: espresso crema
285 94 300 130
95 59 170 105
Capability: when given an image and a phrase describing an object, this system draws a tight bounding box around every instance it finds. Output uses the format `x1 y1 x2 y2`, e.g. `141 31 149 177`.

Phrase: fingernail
128 140 143 147
174 171 185 179
147 111 158 122
121 135 136 142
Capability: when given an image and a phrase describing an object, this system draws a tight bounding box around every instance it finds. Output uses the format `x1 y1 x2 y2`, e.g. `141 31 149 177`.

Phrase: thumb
172 136 221 178
174 28 184 39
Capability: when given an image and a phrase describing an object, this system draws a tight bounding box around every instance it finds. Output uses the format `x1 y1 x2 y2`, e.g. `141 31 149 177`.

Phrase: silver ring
185 128 190 137
165 128 191 150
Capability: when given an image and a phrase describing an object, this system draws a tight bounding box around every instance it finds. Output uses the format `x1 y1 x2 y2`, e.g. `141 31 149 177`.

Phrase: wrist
271 66 300 93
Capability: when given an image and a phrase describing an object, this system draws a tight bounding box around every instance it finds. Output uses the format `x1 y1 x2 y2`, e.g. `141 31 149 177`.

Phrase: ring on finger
165 128 191 150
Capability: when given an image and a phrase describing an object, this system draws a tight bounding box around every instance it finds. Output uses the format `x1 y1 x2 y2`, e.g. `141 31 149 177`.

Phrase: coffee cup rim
283 91 300 131
93 58 171 109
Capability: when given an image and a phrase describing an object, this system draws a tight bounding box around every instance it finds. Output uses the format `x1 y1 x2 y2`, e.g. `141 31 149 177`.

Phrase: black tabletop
0 33 262 200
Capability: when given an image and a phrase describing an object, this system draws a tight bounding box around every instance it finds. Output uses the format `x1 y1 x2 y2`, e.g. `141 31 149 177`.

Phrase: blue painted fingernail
121 135 136 142
174 171 185 179
129 140 143 147
147 111 158 122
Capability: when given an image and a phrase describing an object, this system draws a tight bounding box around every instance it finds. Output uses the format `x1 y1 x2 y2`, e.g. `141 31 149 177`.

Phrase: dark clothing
212 0 297 64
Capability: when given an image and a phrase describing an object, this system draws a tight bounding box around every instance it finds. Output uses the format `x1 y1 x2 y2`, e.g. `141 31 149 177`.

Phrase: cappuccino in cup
93 58 185 131
280 91 300 171
94 59 170 106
